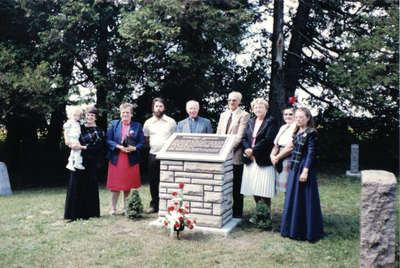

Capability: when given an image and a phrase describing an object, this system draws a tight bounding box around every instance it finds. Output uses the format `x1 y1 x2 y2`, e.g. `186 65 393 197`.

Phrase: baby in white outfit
63 107 85 171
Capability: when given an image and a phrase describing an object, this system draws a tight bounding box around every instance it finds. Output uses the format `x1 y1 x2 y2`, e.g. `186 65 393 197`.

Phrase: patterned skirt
241 161 277 198
276 155 290 193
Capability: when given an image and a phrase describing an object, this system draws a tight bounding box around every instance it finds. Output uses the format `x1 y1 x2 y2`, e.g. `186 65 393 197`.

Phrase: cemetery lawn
0 175 393 268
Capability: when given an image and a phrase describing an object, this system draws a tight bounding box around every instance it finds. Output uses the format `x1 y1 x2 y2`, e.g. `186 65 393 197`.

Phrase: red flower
186 219 191 225
178 208 183 213
189 225 194 230
185 205 189 209
179 216 184 222
175 222 180 229
193 220 197 224
168 206 174 212
289 96 296 104
164 221 168 226
179 183 184 189
172 192 177 197
174 202 179 206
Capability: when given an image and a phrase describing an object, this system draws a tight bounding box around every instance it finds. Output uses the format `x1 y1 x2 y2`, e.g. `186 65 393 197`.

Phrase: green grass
0 175 396 267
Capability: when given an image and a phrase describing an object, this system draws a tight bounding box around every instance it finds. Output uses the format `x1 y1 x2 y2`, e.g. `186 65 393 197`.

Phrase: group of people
63 91 323 242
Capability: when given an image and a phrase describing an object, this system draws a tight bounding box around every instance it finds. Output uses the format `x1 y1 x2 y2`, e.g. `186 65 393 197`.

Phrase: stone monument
360 170 396 268
0 162 12 195
346 144 361 177
151 133 238 236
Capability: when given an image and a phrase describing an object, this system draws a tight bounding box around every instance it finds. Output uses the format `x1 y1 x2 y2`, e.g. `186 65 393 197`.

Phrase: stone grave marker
346 144 361 177
0 162 12 195
151 133 238 236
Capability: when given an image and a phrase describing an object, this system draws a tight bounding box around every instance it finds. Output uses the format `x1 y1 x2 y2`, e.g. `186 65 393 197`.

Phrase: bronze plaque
166 135 227 154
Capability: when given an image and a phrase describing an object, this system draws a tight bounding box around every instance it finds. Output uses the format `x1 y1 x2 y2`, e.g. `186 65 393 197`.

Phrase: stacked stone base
158 155 233 228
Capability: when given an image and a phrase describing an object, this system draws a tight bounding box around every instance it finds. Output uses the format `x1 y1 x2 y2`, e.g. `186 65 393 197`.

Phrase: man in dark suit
176 100 213 133
216 91 250 218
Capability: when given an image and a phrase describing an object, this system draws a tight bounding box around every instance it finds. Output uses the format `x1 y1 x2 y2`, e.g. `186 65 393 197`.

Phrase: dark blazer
242 115 278 166
176 116 213 133
106 120 145 166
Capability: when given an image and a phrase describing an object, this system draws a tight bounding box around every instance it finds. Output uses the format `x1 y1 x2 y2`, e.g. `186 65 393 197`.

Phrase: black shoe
232 212 242 218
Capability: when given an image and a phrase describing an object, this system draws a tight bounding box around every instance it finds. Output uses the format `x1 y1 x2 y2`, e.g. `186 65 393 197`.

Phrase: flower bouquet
163 183 196 239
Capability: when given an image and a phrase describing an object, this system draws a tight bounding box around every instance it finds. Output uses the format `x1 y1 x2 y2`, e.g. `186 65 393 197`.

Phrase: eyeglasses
227 99 238 102
284 113 293 116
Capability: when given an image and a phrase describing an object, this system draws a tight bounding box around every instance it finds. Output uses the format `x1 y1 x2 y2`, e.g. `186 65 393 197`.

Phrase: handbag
122 136 136 147
242 153 252 165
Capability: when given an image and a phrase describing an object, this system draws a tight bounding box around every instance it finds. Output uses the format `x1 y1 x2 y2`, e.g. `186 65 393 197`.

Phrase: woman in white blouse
270 107 295 192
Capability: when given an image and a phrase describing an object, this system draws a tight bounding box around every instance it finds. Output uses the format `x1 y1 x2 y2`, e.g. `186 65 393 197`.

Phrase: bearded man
143 97 176 213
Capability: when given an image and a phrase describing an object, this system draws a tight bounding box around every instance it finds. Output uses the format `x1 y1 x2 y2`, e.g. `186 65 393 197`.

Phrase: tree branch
298 83 334 107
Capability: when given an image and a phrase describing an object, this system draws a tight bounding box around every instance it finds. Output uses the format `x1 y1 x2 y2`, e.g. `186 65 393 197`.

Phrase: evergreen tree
126 190 143 219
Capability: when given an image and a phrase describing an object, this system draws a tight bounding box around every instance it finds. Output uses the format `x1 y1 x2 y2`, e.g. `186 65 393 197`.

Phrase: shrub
126 190 143 219
249 201 272 230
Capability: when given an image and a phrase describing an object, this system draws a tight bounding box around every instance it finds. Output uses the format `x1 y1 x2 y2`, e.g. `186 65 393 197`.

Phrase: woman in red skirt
106 103 145 215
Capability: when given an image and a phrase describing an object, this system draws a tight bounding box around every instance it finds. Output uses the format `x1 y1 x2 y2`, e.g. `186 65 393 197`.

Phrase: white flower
171 197 182 203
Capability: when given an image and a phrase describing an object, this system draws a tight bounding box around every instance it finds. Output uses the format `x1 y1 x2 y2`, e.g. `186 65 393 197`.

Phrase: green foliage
119 0 256 120
326 0 398 121
0 126 6 142
315 107 398 174
0 0 397 183
299 0 398 130
126 190 143 219
0 45 58 121
249 201 272 230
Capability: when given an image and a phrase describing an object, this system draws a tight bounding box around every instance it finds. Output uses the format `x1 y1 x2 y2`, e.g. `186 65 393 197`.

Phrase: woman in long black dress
280 107 323 241
64 106 105 221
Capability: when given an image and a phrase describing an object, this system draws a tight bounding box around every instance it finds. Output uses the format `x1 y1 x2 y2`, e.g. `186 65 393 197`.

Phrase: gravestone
0 162 12 195
360 170 396 268
346 144 361 177
150 133 238 236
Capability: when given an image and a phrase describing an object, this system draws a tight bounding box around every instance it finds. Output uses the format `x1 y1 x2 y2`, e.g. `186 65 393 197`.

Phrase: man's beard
154 110 164 118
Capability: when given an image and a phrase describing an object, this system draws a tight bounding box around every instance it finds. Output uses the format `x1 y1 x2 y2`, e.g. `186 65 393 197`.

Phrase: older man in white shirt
143 97 176 213
216 91 250 218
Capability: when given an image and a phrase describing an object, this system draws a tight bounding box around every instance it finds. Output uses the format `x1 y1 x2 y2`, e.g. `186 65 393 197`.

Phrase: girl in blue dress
280 107 324 242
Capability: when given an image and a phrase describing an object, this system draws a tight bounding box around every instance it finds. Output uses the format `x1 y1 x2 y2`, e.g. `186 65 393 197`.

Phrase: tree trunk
284 0 312 100
20 116 39 186
95 10 110 131
4 116 21 174
46 57 74 153
268 0 285 123
46 106 66 151
4 114 39 187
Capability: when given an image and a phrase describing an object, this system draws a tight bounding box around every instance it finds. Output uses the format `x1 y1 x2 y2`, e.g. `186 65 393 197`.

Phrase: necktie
225 112 232 134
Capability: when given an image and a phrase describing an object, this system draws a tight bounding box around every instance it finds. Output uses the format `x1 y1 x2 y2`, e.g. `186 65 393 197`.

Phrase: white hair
66 106 83 120
228 91 242 102
250 98 269 111
186 100 200 109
